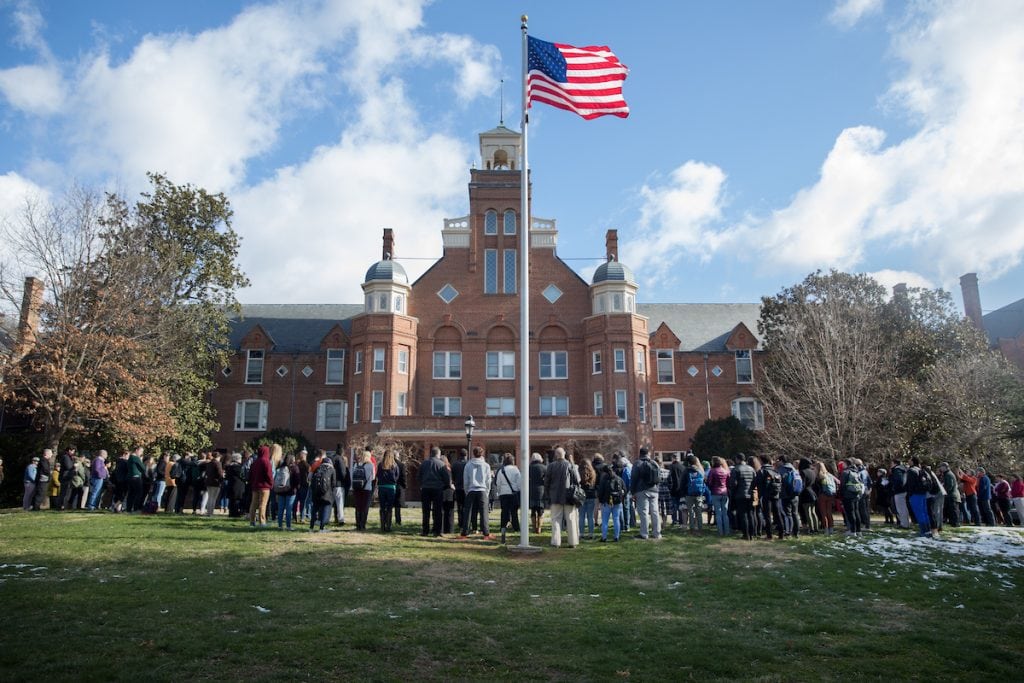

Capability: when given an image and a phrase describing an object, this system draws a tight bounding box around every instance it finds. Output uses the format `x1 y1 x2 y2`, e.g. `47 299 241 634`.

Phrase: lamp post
464 415 476 458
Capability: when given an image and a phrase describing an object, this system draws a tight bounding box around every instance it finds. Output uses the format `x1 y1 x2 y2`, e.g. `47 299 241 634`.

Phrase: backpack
170 462 183 480
609 474 626 505
783 468 803 497
273 466 291 493
311 463 333 499
890 466 907 494
351 462 367 489
821 473 837 497
642 459 660 489
687 469 706 497
764 468 783 499
240 459 251 483
844 471 865 496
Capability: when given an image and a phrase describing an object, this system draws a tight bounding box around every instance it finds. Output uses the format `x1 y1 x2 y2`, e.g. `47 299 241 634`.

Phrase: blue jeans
579 498 596 536
86 478 105 510
149 480 166 509
601 502 622 540
909 494 930 535
711 494 731 535
276 493 296 528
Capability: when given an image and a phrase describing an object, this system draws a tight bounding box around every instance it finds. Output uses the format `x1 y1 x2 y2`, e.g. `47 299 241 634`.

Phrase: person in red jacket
248 445 274 528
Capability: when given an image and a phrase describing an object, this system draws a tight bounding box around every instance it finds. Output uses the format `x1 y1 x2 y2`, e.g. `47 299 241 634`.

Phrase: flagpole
518 13 533 549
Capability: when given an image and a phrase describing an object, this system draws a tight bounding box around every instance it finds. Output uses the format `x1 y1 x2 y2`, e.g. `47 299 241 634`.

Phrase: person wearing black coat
56 447 76 510
418 447 452 537
330 451 349 525
225 455 246 517
798 457 819 534
528 453 546 534
729 456 757 540
451 449 469 532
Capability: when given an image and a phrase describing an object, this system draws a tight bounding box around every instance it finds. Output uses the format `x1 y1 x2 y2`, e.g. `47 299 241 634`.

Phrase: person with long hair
813 461 837 535
352 451 375 531
707 456 731 536
529 453 546 534
274 453 300 530
376 449 400 533
577 458 598 540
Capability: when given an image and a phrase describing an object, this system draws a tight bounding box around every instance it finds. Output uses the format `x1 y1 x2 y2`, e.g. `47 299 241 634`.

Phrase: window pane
485 210 497 234
736 350 753 383
485 249 498 294
326 349 344 383
657 350 673 383
246 350 263 383
503 209 516 235
614 348 625 372
503 249 516 294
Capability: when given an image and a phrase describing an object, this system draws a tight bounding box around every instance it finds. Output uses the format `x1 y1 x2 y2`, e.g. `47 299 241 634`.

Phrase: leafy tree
248 428 316 457
690 416 759 462
0 176 247 450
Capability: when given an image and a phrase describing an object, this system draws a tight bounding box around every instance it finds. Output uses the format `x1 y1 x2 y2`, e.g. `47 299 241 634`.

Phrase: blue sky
1 0 1021 316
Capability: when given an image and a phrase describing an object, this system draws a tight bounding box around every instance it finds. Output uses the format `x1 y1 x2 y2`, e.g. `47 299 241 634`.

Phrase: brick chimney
959 272 983 330
382 228 395 260
605 229 618 261
13 275 44 358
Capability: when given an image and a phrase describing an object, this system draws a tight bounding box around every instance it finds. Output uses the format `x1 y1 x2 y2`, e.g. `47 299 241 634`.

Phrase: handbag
567 465 585 507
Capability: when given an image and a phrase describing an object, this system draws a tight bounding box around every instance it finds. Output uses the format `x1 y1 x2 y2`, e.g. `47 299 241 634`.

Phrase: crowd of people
17 442 1024 546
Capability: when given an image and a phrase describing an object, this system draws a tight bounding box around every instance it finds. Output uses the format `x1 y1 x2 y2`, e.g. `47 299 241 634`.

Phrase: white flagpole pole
518 14 532 548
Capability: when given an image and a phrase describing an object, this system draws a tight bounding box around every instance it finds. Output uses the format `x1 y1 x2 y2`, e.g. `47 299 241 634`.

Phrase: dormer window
245 350 264 384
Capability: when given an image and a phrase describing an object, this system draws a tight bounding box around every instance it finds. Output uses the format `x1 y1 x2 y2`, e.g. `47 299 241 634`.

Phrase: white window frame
593 391 603 416
432 396 462 416
638 391 647 424
731 398 765 431
613 348 626 373
397 348 409 374
592 351 602 374
396 392 408 416
485 397 515 416
486 350 515 380
636 349 646 375
245 349 264 385
539 350 568 379
325 348 345 384
354 350 364 374
615 390 627 422
371 390 384 423
316 400 348 431
234 399 268 431
653 399 685 431
657 349 674 383
736 349 753 384
433 351 462 379
353 392 361 423
484 209 498 235
373 347 386 373
539 396 569 416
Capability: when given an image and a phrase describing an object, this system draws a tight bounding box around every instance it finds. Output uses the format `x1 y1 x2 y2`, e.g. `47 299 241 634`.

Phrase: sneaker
634 534 648 540
482 534 493 540
599 538 607 543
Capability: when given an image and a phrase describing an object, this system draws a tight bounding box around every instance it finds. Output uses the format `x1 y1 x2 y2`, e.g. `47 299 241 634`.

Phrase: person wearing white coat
495 453 522 541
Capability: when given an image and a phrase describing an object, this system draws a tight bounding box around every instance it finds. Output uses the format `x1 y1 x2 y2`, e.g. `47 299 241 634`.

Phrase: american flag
527 35 629 120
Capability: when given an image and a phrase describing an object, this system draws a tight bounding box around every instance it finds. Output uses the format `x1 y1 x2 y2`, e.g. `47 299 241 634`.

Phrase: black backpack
764 469 783 499
609 474 626 505
311 463 333 499
351 462 367 488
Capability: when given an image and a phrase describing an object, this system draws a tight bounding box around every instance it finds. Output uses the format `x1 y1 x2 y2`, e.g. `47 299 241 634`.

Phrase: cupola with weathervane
362 228 410 315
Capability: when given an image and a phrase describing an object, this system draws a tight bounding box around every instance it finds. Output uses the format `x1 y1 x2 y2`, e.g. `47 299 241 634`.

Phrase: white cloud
617 161 727 288
10 0 48 53
867 269 934 294
829 0 884 29
0 63 63 114
621 1 1024 293
0 171 48 225
233 132 469 303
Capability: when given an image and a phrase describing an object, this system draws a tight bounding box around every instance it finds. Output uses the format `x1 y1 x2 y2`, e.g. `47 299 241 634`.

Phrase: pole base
508 543 543 555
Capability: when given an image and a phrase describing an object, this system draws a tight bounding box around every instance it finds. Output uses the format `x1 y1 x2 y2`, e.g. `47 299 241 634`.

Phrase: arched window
484 210 498 235
503 209 516 235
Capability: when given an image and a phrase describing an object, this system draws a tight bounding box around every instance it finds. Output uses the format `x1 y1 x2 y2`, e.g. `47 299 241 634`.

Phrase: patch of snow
253 605 270 613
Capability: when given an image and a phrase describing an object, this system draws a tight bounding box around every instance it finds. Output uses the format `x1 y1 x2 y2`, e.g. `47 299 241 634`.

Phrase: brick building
209 125 765 469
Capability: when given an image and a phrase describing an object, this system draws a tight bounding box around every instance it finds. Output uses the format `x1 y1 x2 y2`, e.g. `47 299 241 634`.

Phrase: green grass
1 508 1022 682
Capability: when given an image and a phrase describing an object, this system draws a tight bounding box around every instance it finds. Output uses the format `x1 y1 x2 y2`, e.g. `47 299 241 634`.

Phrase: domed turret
591 259 636 286
590 230 638 315
364 255 409 285
362 230 411 315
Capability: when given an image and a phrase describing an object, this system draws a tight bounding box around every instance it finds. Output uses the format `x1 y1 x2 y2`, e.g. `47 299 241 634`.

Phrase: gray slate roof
365 259 409 284
592 260 636 285
228 302 762 354
983 296 1024 346
638 303 763 352
229 304 363 352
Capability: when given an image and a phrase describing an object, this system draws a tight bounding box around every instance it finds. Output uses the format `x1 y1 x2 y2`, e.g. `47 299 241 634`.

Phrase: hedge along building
209 125 764 492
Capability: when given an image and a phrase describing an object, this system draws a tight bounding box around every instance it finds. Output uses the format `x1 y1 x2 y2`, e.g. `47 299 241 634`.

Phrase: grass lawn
1 508 1022 682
